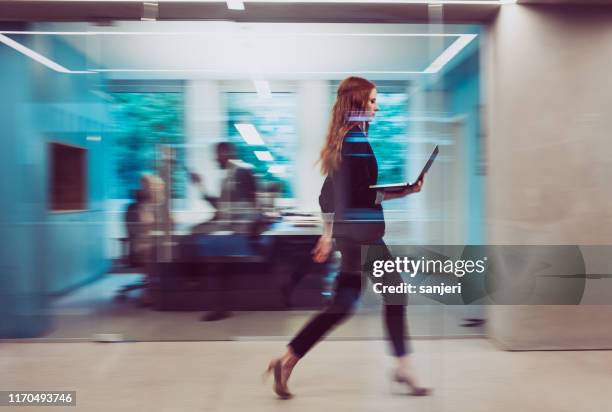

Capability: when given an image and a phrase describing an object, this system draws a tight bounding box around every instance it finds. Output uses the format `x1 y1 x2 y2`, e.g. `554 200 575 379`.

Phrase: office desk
153 220 337 311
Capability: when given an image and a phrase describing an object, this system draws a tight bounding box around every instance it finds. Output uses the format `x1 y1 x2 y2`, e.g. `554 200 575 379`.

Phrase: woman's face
365 88 379 120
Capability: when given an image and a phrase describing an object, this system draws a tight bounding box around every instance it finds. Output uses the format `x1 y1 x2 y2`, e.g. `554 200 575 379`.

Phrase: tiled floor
1 339 610 412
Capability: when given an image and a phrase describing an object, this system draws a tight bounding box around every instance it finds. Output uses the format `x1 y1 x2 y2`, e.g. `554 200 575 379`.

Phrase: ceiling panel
3 22 480 79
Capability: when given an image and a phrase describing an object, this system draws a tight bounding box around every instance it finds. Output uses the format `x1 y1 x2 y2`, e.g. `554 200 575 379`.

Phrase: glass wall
0 21 485 342
367 91 411 185
110 92 186 199
225 92 298 197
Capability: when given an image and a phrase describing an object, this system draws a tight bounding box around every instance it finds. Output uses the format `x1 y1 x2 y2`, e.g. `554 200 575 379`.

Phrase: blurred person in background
265 76 430 399
125 187 152 268
187 142 262 321
124 174 168 305
188 141 259 234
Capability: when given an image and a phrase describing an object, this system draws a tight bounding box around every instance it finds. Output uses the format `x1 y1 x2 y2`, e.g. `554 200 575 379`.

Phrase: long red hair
320 76 376 175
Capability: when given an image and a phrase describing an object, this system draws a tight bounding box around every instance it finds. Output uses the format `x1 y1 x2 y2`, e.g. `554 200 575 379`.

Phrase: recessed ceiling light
235 123 265 145
268 165 287 175
0 33 93 74
226 0 245 10
254 80 272 98
141 2 159 21
424 33 476 73
254 151 274 161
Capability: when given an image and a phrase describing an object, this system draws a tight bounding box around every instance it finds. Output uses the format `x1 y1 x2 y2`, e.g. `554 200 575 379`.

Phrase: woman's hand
383 177 425 201
402 176 424 196
312 235 333 263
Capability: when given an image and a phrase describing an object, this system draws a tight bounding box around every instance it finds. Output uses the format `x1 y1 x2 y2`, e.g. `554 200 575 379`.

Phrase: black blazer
319 127 385 241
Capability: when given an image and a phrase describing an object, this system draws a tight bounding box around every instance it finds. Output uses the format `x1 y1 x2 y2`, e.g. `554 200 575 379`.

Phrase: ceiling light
254 80 272 98
268 165 287 175
254 151 274 161
226 0 245 10
424 33 476 74
0 33 93 74
235 123 265 145
141 2 159 21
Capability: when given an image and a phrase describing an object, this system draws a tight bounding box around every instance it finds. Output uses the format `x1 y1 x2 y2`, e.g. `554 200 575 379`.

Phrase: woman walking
265 76 431 399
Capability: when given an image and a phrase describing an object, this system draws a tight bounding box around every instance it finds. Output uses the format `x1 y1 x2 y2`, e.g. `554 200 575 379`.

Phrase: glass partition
0 20 485 342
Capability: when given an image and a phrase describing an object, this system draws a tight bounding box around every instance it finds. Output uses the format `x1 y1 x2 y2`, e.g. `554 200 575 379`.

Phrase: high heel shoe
263 359 293 399
393 371 432 396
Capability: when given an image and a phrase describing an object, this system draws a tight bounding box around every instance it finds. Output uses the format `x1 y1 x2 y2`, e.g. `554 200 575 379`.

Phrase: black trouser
288 238 410 358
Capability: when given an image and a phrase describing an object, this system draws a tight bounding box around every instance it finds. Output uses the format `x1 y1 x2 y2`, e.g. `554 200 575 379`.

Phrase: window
110 91 185 199
366 92 410 185
225 92 298 197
